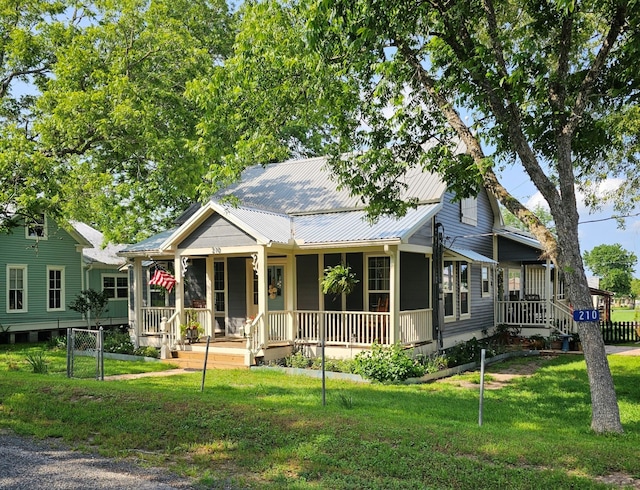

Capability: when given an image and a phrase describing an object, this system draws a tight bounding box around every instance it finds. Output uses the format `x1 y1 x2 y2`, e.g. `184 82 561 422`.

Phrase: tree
0 0 234 242
189 0 640 433
630 279 640 301
68 289 110 329
502 205 556 236
584 244 637 297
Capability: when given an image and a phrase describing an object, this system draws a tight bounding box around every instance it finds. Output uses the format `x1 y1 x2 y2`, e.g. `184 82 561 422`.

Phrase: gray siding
178 213 255 249
407 221 433 247
434 189 496 340
227 257 246 335
296 254 319 310
497 236 543 262
183 258 207 307
400 252 429 310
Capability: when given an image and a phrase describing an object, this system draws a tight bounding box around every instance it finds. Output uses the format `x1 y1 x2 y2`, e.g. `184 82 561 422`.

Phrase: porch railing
495 300 576 334
294 310 391 345
399 309 433 344
142 307 175 335
185 308 212 337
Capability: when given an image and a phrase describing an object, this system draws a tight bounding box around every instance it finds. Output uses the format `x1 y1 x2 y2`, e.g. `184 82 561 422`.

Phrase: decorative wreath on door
268 284 278 299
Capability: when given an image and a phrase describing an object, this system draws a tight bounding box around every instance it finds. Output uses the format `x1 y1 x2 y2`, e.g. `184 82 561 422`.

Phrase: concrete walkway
103 368 196 381
605 345 640 356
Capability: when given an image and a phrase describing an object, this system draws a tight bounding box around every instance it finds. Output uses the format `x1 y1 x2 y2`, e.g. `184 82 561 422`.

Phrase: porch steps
164 343 249 370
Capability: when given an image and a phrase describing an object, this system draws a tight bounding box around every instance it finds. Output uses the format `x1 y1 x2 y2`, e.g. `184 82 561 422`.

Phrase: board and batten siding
0 218 85 330
178 213 255 250
434 189 496 341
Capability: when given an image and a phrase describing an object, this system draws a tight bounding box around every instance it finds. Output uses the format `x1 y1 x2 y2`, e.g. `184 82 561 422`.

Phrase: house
0 216 128 343
120 155 576 365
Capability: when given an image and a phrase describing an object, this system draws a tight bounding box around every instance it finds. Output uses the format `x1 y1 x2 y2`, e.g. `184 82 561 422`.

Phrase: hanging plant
321 264 359 296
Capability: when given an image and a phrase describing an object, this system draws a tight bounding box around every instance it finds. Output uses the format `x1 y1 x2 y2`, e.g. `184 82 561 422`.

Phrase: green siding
0 218 85 330
86 267 129 326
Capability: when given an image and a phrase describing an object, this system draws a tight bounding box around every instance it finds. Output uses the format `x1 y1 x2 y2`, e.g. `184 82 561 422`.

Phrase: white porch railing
185 308 212 337
142 307 175 335
399 309 433 344
496 300 576 334
267 311 293 342
294 311 391 345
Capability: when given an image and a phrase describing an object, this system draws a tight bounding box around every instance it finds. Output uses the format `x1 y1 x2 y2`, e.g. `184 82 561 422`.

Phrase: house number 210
572 309 600 322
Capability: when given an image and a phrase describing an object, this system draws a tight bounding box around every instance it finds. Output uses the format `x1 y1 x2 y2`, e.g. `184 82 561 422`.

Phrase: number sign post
573 309 600 322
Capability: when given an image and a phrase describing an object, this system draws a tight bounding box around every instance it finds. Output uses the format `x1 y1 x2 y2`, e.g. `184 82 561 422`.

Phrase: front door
267 265 285 311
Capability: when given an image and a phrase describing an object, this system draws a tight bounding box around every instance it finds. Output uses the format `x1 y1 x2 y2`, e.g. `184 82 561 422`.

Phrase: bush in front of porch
353 342 425 382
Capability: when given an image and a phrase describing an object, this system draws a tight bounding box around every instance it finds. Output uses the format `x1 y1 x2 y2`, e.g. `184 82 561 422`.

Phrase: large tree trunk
554 218 624 433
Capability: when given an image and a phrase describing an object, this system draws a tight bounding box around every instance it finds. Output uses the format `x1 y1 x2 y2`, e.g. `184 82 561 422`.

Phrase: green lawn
1 344 639 489
611 308 639 322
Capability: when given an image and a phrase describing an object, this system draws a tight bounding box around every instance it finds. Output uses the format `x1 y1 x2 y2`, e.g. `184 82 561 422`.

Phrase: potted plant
180 311 203 344
549 333 563 350
321 264 359 297
571 332 581 351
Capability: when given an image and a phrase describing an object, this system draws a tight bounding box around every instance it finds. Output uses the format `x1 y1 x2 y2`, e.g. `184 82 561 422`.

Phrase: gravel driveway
0 430 198 490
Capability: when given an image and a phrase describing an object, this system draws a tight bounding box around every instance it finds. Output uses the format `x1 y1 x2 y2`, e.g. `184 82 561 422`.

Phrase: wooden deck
163 337 248 369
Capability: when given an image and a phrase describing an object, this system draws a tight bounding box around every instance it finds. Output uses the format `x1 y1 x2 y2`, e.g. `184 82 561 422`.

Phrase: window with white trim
460 197 477 226
103 274 128 299
26 214 47 239
443 261 454 317
367 256 390 311
7 265 27 312
460 262 470 315
481 266 491 297
214 261 225 312
47 266 65 311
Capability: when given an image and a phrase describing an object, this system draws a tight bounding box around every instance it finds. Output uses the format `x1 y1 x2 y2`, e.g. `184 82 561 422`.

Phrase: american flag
149 269 176 293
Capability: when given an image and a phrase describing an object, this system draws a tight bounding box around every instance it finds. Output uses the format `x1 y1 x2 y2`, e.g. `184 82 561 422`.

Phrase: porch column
206 255 214 338
257 246 269 348
286 253 296 342
133 258 143 344
385 245 399 344
174 255 184 325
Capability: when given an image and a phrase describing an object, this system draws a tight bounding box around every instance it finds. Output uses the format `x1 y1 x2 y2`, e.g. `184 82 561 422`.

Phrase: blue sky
498 167 640 277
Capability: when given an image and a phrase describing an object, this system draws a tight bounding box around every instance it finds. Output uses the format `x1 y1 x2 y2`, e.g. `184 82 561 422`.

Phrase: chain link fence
66 327 104 380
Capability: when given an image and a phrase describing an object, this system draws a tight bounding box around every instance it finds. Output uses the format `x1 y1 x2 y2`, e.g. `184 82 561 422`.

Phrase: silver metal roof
446 247 497 264
216 156 446 214
293 204 440 244
73 222 127 266
216 205 292 244
121 228 177 254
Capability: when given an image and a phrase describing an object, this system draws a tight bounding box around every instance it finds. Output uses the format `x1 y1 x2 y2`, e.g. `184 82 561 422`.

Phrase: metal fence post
66 328 72 378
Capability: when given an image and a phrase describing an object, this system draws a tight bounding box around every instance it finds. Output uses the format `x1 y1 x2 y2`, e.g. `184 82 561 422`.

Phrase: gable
178 213 256 249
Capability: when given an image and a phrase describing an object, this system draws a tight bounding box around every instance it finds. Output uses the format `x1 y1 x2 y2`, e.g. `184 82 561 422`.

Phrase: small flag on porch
149 269 176 293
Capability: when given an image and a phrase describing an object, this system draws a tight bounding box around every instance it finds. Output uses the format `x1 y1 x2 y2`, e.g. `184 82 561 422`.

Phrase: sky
498 166 640 277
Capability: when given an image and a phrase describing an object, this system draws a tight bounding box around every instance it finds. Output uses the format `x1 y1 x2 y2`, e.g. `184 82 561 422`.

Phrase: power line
579 211 640 225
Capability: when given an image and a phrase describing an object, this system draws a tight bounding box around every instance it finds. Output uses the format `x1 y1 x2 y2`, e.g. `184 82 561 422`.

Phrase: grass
610 308 639 322
1 345 640 489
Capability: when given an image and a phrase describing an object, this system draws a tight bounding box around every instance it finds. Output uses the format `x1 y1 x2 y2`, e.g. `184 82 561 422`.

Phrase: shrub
285 351 311 369
418 354 449 374
353 343 425 382
310 356 355 373
25 351 48 374
102 330 135 355
133 346 159 358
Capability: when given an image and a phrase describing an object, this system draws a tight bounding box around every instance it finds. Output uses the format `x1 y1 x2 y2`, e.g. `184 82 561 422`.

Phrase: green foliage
321 264 359 296
25 350 48 374
285 351 311 369
417 354 449 374
502 205 556 236
353 343 425 382
68 289 110 328
584 244 637 297
133 346 159 359
102 330 135 355
444 337 503 367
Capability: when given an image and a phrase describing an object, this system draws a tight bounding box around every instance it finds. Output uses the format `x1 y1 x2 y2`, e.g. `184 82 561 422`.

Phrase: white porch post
257 246 269 348
386 245 399 344
545 258 552 326
286 253 296 341
206 255 214 337
174 255 184 326
133 258 143 342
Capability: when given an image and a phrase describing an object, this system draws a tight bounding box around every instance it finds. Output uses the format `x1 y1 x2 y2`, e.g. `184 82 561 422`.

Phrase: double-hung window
103 274 128 300
7 265 27 312
367 256 390 311
443 261 455 317
481 266 491 297
47 266 65 311
459 262 470 316
443 260 471 319
26 214 47 239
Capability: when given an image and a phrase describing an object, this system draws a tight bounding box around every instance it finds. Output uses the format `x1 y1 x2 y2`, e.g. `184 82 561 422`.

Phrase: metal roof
72 222 127 266
216 204 292 244
294 204 440 244
445 247 496 264
216 156 446 215
120 228 177 254
495 227 543 250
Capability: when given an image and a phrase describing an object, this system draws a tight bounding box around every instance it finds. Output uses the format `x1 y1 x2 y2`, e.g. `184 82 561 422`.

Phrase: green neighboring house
0 215 128 343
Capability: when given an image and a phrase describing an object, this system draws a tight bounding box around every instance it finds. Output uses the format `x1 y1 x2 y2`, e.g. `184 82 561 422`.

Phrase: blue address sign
573 309 600 322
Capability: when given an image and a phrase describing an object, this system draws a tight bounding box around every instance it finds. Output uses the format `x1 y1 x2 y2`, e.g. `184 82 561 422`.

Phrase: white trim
6 264 28 313
481 265 491 298
46 266 66 312
25 214 47 240
365 254 390 312
102 272 129 300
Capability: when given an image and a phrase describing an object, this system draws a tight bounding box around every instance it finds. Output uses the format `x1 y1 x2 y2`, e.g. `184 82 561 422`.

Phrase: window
481 266 491 297
508 269 521 300
214 261 225 312
443 261 454 317
7 265 27 312
460 197 477 226
47 267 65 311
103 274 128 299
460 262 469 315
367 256 390 311
26 214 47 239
